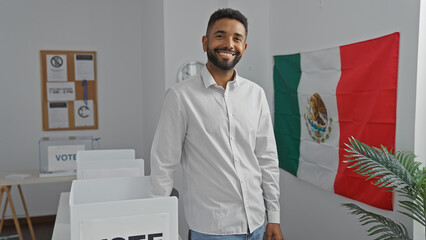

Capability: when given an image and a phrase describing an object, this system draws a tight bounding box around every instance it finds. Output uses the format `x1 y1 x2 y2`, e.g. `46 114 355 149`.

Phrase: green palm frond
342 137 426 240
344 137 417 193
396 151 422 178
399 199 425 226
342 203 411 240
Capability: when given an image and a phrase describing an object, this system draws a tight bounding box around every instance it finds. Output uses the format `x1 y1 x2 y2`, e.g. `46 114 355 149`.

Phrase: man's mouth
218 51 235 56
216 49 237 59
207 46 242 70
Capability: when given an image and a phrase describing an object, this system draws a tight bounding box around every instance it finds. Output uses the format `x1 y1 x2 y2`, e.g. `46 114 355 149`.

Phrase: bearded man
149 8 284 240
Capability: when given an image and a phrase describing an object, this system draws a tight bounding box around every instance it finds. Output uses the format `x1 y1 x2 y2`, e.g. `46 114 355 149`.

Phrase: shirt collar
201 66 240 88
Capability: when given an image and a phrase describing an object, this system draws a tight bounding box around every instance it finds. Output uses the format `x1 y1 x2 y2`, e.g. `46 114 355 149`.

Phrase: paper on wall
46 54 67 82
47 82 75 101
48 102 69 129
74 54 94 81
74 100 94 127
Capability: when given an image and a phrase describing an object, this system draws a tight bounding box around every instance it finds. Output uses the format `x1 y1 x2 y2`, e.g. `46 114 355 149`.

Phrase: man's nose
224 37 234 49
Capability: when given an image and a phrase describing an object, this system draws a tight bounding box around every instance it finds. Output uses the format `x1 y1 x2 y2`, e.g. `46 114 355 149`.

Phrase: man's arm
255 89 283 238
149 88 187 197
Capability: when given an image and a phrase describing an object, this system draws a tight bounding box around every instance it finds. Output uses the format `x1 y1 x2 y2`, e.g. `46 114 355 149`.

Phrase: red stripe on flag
334 33 399 210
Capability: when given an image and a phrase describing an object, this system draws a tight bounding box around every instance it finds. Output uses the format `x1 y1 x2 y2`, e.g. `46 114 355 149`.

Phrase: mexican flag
273 33 399 210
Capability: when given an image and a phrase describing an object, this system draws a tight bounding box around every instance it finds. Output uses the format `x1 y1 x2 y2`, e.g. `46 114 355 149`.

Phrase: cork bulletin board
40 50 98 131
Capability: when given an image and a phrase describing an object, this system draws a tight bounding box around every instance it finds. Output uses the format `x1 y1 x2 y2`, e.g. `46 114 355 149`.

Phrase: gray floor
0 220 54 240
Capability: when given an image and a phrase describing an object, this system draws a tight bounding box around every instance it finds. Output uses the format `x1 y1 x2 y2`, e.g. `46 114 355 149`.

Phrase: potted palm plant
341 137 425 240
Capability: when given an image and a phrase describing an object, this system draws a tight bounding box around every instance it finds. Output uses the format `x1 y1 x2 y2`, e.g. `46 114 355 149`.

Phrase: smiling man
149 8 283 240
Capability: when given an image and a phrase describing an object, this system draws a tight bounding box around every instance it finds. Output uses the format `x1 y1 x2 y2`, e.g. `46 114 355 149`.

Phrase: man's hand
265 223 284 240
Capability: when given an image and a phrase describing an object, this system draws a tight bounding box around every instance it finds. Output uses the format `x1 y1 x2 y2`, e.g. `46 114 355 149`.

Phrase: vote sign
47 145 85 172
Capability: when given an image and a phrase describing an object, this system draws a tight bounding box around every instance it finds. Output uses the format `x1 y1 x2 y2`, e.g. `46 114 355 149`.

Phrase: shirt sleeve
149 87 187 198
255 89 280 223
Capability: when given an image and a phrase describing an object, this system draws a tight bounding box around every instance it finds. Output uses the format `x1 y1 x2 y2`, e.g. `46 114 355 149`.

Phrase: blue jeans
190 223 265 240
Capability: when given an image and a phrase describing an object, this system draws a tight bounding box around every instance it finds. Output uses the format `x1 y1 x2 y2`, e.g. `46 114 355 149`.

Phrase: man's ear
202 36 207 52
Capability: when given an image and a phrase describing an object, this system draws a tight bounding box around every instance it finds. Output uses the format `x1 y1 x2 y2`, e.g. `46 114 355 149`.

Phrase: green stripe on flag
273 54 301 176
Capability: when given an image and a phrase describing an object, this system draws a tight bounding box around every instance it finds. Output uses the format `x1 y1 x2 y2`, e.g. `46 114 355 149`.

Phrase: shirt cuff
267 210 280 223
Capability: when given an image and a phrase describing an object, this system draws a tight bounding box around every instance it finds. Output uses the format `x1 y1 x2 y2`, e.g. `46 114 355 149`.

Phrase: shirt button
230 136 234 140
229 113 233 118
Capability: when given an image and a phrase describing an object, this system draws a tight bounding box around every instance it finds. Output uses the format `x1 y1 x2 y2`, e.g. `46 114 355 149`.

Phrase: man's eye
235 37 242 42
215 35 223 38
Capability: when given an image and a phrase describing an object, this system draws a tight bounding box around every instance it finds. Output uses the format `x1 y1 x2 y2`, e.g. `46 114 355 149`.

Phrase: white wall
0 0 145 217
140 0 165 174
0 0 423 239
163 0 226 90
269 0 421 239
414 0 426 238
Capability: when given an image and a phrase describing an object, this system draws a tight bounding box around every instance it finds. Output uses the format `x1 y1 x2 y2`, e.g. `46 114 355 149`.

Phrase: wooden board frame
40 50 98 131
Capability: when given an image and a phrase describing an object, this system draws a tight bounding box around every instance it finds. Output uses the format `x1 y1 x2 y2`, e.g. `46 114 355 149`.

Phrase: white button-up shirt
149 67 280 235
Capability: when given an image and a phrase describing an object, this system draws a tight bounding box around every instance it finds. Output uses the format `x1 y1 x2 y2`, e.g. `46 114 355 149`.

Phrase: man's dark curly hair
206 8 248 40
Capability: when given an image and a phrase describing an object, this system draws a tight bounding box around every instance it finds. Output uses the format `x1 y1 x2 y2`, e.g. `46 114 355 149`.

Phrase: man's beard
206 46 242 71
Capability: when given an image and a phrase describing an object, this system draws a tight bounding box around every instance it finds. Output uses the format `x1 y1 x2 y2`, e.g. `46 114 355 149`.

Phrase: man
149 8 283 240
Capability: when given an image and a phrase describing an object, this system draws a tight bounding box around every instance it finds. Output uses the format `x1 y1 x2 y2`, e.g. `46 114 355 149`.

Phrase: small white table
0 170 75 240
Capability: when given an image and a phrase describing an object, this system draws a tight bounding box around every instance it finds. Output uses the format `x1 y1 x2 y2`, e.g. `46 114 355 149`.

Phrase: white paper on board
80 212 169 240
47 145 85 172
46 54 68 82
74 100 94 127
47 82 75 101
48 102 69 129
74 54 94 81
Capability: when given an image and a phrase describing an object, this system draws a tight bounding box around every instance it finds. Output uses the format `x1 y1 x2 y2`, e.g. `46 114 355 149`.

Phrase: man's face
203 18 247 71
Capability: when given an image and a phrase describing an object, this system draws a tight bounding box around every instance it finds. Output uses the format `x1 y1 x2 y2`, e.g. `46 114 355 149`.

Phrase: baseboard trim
1 215 56 227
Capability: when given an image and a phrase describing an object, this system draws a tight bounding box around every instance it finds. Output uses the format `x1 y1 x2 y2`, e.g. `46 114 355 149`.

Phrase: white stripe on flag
297 47 341 191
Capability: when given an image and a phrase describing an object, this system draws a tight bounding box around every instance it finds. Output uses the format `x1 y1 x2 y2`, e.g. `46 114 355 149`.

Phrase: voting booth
76 149 141 179
77 158 144 179
39 136 94 177
69 176 178 240
76 149 135 162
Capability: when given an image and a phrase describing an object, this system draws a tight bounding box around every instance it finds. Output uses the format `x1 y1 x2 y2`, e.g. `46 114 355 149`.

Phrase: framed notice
40 50 98 131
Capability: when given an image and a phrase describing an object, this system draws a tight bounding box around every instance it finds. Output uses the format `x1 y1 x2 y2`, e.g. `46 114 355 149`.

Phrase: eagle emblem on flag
304 93 333 143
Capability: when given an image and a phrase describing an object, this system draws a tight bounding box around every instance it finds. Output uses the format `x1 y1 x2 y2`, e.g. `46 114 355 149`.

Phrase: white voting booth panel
77 158 144 179
76 149 136 179
76 149 135 160
70 176 178 240
76 149 135 161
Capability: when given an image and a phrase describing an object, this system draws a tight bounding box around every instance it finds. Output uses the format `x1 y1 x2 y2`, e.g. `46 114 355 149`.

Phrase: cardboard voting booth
69 176 178 240
77 158 144 179
76 149 135 162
